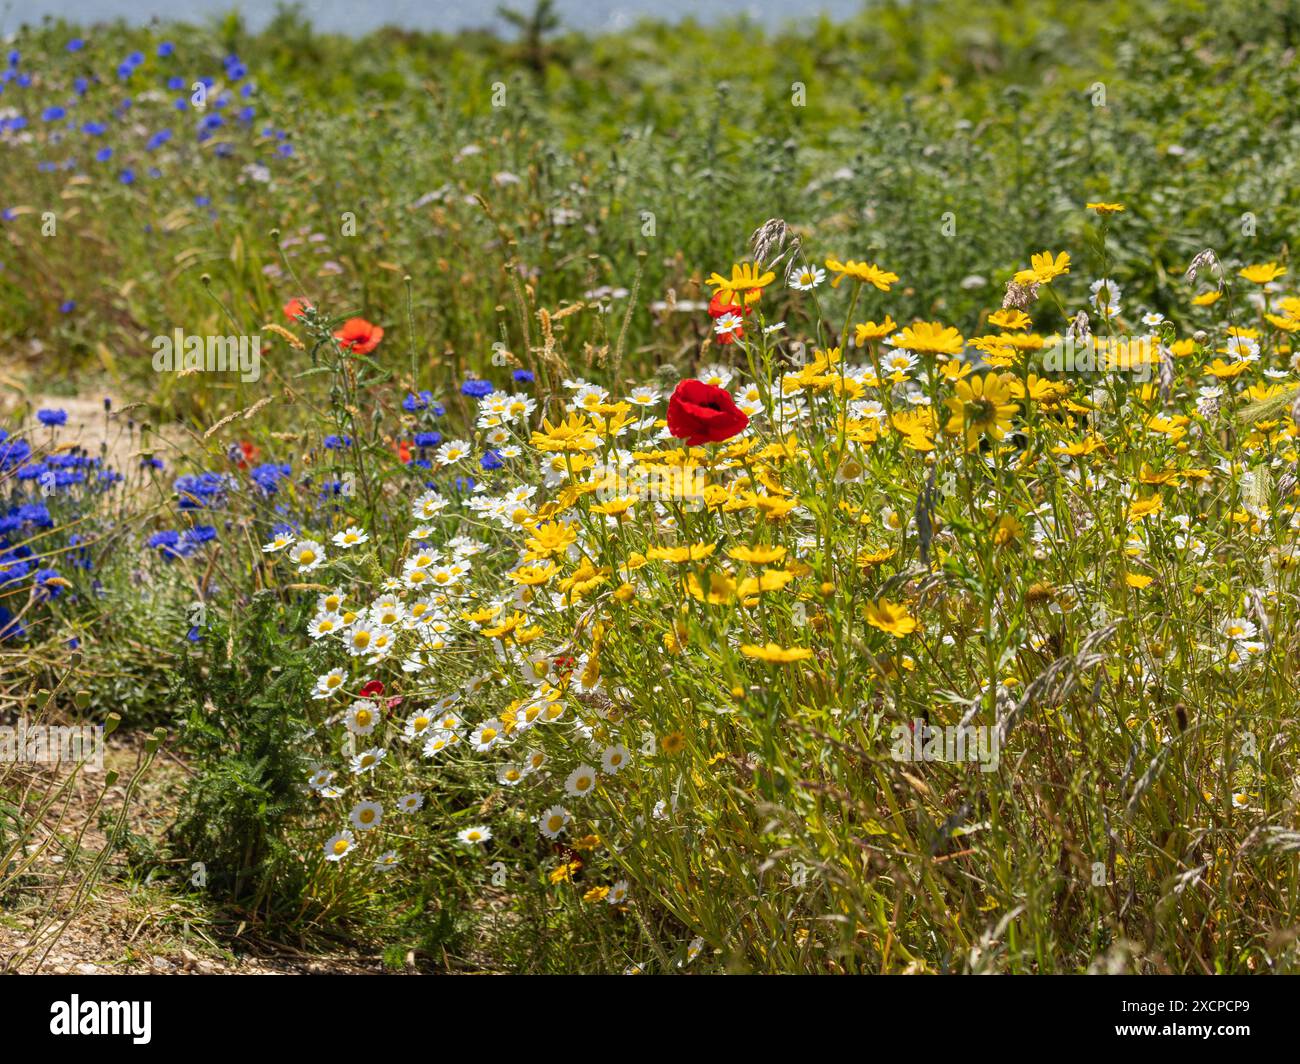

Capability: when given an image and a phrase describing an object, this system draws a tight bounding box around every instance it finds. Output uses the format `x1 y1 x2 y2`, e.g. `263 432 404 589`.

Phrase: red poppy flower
283 297 312 321
707 293 750 319
360 680 385 698
334 317 384 354
666 379 749 446
396 439 413 464
234 439 259 471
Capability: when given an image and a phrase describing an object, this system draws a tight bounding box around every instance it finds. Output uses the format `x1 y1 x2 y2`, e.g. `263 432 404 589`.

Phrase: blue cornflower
18 504 53 527
461 379 494 398
0 606 25 642
33 568 65 599
183 524 217 548
0 437 32 470
248 462 292 495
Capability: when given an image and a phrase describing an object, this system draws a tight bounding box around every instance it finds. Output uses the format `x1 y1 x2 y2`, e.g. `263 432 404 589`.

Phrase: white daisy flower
539 804 570 839
601 745 631 774
308 612 345 640
470 718 505 752
396 792 425 814
436 439 472 465
497 763 527 786
411 490 449 521
349 800 383 831
349 747 386 775
564 764 598 798
331 525 369 549
308 767 335 791
789 265 825 290
627 385 661 407
344 699 381 736
403 710 435 741
324 830 356 862
714 312 745 336
422 731 460 757
289 539 326 572
346 622 378 656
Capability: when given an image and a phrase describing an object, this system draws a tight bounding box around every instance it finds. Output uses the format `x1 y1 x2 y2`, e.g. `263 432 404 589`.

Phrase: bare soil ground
1 734 385 974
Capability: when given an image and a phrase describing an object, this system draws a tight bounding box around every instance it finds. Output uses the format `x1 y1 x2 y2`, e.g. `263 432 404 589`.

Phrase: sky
9 0 868 36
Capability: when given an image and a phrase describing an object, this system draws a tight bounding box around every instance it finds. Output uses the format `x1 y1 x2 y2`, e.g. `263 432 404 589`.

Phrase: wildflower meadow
2 0 1300 1006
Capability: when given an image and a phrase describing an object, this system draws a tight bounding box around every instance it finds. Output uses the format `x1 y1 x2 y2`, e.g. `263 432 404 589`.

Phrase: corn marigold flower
1127 495 1163 522
741 642 813 662
943 372 1018 451
987 308 1032 331
894 320 965 356
660 731 687 754
648 542 716 563
706 262 776 306
864 598 917 637
1239 262 1287 284
855 316 898 345
825 258 899 291
1014 251 1070 286
727 544 787 564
